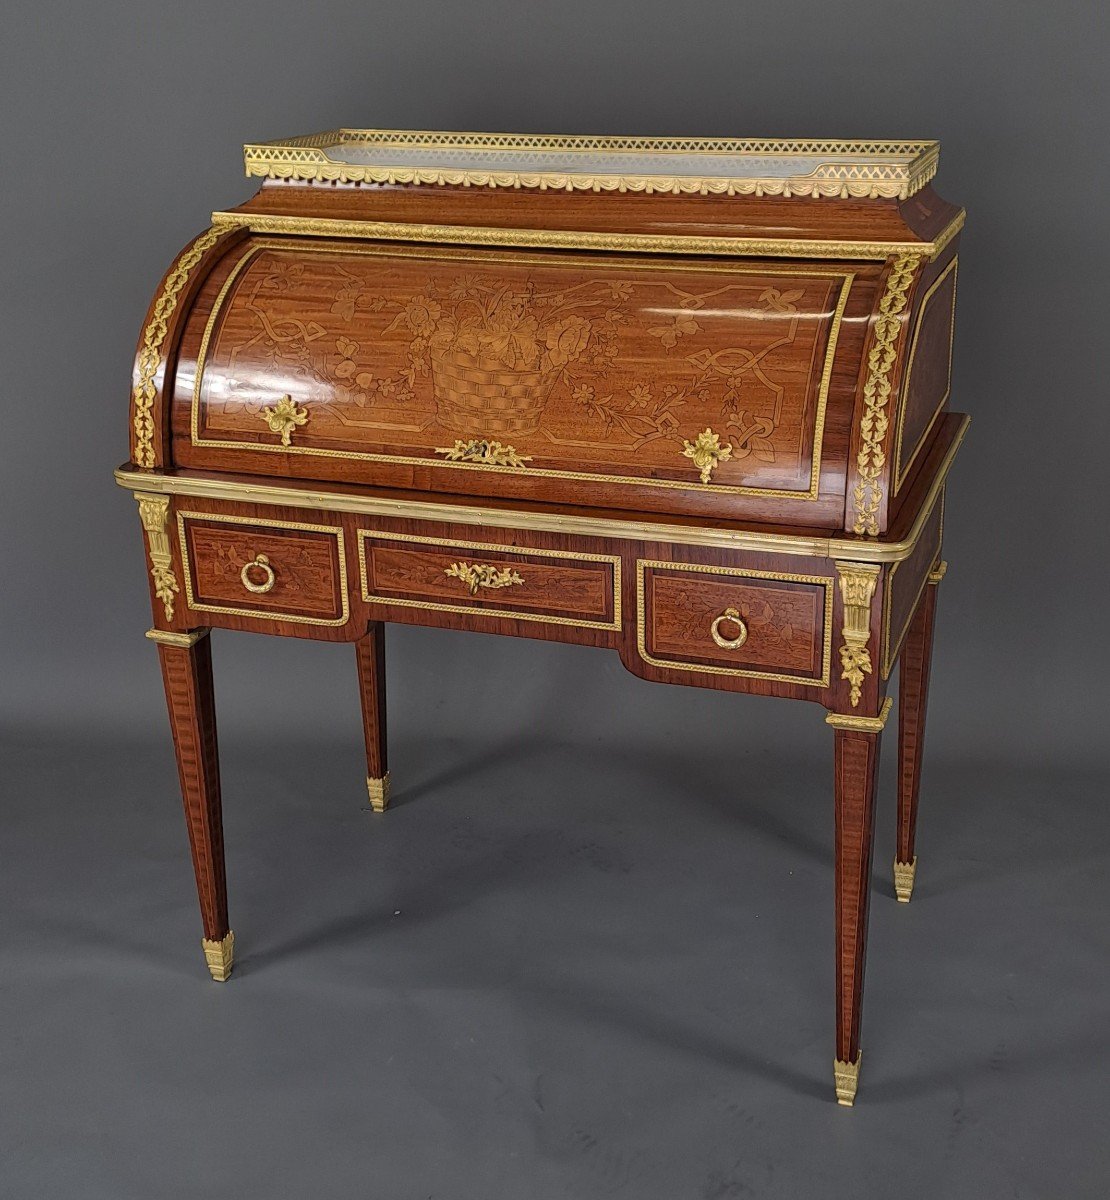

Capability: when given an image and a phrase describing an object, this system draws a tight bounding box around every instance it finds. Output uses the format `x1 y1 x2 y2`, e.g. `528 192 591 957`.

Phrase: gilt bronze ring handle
710 607 748 650
240 554 276 594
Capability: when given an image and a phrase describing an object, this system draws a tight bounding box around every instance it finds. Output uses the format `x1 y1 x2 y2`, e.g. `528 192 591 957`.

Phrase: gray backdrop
2 3 1108 1198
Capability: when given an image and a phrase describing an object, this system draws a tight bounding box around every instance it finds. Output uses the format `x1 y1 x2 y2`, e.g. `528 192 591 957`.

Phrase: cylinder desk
117 130 967 1105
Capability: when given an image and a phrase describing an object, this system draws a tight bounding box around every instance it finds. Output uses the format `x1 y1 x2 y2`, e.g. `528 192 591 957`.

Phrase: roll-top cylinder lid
170 233 885 527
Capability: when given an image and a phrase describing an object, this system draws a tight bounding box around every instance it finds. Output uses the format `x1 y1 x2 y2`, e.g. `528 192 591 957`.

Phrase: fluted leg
150 628 233 981
832 725 882 1104
356 623 390 812
895 572 941 902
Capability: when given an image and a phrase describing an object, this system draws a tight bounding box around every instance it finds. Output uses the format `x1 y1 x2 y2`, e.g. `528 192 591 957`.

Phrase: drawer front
637 560 833 685
178 512 348 625
359 530 620 630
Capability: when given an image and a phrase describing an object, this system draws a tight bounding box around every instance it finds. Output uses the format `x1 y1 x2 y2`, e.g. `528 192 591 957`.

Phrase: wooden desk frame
121 131 967 1106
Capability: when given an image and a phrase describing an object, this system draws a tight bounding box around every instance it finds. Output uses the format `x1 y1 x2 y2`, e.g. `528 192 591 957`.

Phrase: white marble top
243 131 939 198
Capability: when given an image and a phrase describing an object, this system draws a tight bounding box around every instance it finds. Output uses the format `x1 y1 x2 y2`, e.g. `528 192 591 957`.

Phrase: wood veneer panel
894 259 958 493
157 637 228 942
355 623 389 790
898 583 938 866
882 495 943 678
834 727 881 1066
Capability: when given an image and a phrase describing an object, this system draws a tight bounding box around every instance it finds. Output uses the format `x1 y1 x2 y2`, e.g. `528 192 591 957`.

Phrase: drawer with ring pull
176 512 349 625
635 559 834 686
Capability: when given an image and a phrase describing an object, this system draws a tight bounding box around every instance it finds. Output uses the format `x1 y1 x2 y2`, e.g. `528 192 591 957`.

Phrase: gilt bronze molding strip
115 414 966 564
211 210 965 264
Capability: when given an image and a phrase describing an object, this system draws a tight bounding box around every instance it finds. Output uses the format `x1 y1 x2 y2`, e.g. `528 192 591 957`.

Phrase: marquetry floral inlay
208 253 839 493
196 533 326 599
662 584 816 672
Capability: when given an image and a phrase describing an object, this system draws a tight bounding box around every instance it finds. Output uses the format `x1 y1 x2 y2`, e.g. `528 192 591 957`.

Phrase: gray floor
3 643 1108 1199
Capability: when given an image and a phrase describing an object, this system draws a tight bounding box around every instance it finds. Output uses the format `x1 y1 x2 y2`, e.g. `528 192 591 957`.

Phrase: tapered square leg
895 570 941 902
356 623 390 812
150 628 233 981
832 724 882 1104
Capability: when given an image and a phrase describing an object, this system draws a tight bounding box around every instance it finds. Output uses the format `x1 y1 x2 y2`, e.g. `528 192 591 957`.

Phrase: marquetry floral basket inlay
383 282 607 437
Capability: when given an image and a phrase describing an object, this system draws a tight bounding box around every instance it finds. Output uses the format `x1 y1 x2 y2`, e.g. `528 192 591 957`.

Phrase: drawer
358 530 620 631
177 512 348 625
637 560 833 685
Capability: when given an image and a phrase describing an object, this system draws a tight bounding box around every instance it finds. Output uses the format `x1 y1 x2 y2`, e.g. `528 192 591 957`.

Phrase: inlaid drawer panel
358 530 620 630
178 513 348 625
637 560 833 685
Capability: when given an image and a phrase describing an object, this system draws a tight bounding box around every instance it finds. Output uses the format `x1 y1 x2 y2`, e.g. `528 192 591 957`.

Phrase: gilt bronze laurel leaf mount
434 438 533 468
682 428 734 483
444 561 525 595
261 394 309 446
